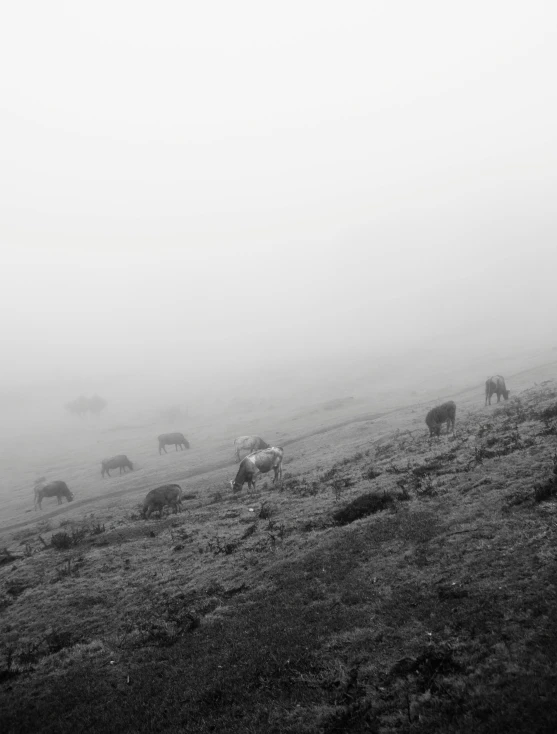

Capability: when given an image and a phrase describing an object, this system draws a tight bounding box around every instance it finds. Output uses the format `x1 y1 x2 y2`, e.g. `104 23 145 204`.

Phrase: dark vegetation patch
332 492 395 526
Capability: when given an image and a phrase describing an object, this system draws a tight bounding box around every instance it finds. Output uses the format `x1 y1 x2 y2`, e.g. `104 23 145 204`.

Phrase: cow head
67 491 74 502
503 389 510 400
229 480 241 492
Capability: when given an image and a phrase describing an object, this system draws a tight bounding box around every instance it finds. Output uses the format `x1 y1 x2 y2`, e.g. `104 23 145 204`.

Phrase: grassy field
1 364 557 732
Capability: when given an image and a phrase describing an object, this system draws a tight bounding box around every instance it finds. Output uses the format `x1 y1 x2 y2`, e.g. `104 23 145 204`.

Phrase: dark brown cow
34 480 74 510
230 447 284 492
158 432 190 454
233 435 270 462
485 375 510 405
425 401 456 437
101 455 133 477
142 484 183 519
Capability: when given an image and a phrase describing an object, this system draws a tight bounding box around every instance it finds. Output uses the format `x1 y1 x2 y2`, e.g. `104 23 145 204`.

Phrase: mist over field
1 2 556 421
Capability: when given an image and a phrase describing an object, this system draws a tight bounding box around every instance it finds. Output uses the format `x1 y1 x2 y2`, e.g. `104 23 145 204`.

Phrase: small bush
51 532 72 550
258 502 275 520
332 492 394 526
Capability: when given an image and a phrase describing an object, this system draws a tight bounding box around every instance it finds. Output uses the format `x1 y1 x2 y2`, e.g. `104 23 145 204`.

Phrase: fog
1 2 556 423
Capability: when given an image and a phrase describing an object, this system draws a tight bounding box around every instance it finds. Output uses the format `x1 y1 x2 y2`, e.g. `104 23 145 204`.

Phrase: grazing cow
101 455 134 478
34 480 74 511
142 484 183 519
233 435 270 462
425 401 456 437
230 447 284 492
158 432 190 454
485 375 510 406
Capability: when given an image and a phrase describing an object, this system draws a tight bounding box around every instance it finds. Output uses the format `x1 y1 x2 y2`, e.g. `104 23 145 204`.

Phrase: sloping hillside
1 381 557 732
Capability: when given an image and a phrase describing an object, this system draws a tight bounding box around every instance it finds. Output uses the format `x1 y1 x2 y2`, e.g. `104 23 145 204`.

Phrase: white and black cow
230 447 284 492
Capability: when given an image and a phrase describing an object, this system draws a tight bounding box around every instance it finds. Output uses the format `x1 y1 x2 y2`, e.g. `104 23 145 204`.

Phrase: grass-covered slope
1 382 557 732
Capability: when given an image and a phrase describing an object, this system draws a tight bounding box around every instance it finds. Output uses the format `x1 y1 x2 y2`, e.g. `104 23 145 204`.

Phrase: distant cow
158 432 190 454
142 484 183 519
34 480 74 511
233 435 270 462
101 455 134 478
425 401 456 437
485 375 510 406
230 447 284 492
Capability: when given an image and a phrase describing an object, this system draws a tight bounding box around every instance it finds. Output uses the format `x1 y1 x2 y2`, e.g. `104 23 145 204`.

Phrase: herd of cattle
32 375 510 516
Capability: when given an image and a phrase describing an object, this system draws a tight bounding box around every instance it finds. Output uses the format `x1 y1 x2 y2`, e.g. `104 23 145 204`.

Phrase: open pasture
1 366 557 732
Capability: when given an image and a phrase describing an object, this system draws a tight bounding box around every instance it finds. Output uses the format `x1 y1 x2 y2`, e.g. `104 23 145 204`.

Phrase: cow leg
175 444 178 451
163 445 167 454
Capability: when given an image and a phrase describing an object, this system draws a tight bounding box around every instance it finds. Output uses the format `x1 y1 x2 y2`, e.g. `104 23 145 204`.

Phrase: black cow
485 375 510 405
158 432 190 454
142 484 183 519
230 447 284 492
425 401 456 437
34 480 74 510
101 455 134 477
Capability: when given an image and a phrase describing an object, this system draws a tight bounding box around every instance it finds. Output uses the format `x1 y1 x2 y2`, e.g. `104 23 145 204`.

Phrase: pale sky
1 1 556 388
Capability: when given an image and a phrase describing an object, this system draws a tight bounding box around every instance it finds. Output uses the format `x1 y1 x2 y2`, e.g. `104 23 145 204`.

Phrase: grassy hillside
1 373 557 732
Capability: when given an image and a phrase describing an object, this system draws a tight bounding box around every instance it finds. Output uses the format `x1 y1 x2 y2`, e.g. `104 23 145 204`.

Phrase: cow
158 432 190 454
485 375 510 406
101 455 134 477
425 401 456 437
230 447 284 492
34 480 74 511
142 484 183 519
233 435 270 462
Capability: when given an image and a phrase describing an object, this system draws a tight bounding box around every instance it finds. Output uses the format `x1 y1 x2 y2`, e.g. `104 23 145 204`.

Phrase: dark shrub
332 492 394 526
51 532 73 550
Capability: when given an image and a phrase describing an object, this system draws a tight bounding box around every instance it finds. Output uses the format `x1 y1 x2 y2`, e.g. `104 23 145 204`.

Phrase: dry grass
1 378 557 732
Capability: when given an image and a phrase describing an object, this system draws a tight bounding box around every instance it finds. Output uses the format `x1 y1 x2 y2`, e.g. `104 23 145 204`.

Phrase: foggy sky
1 2 556 389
